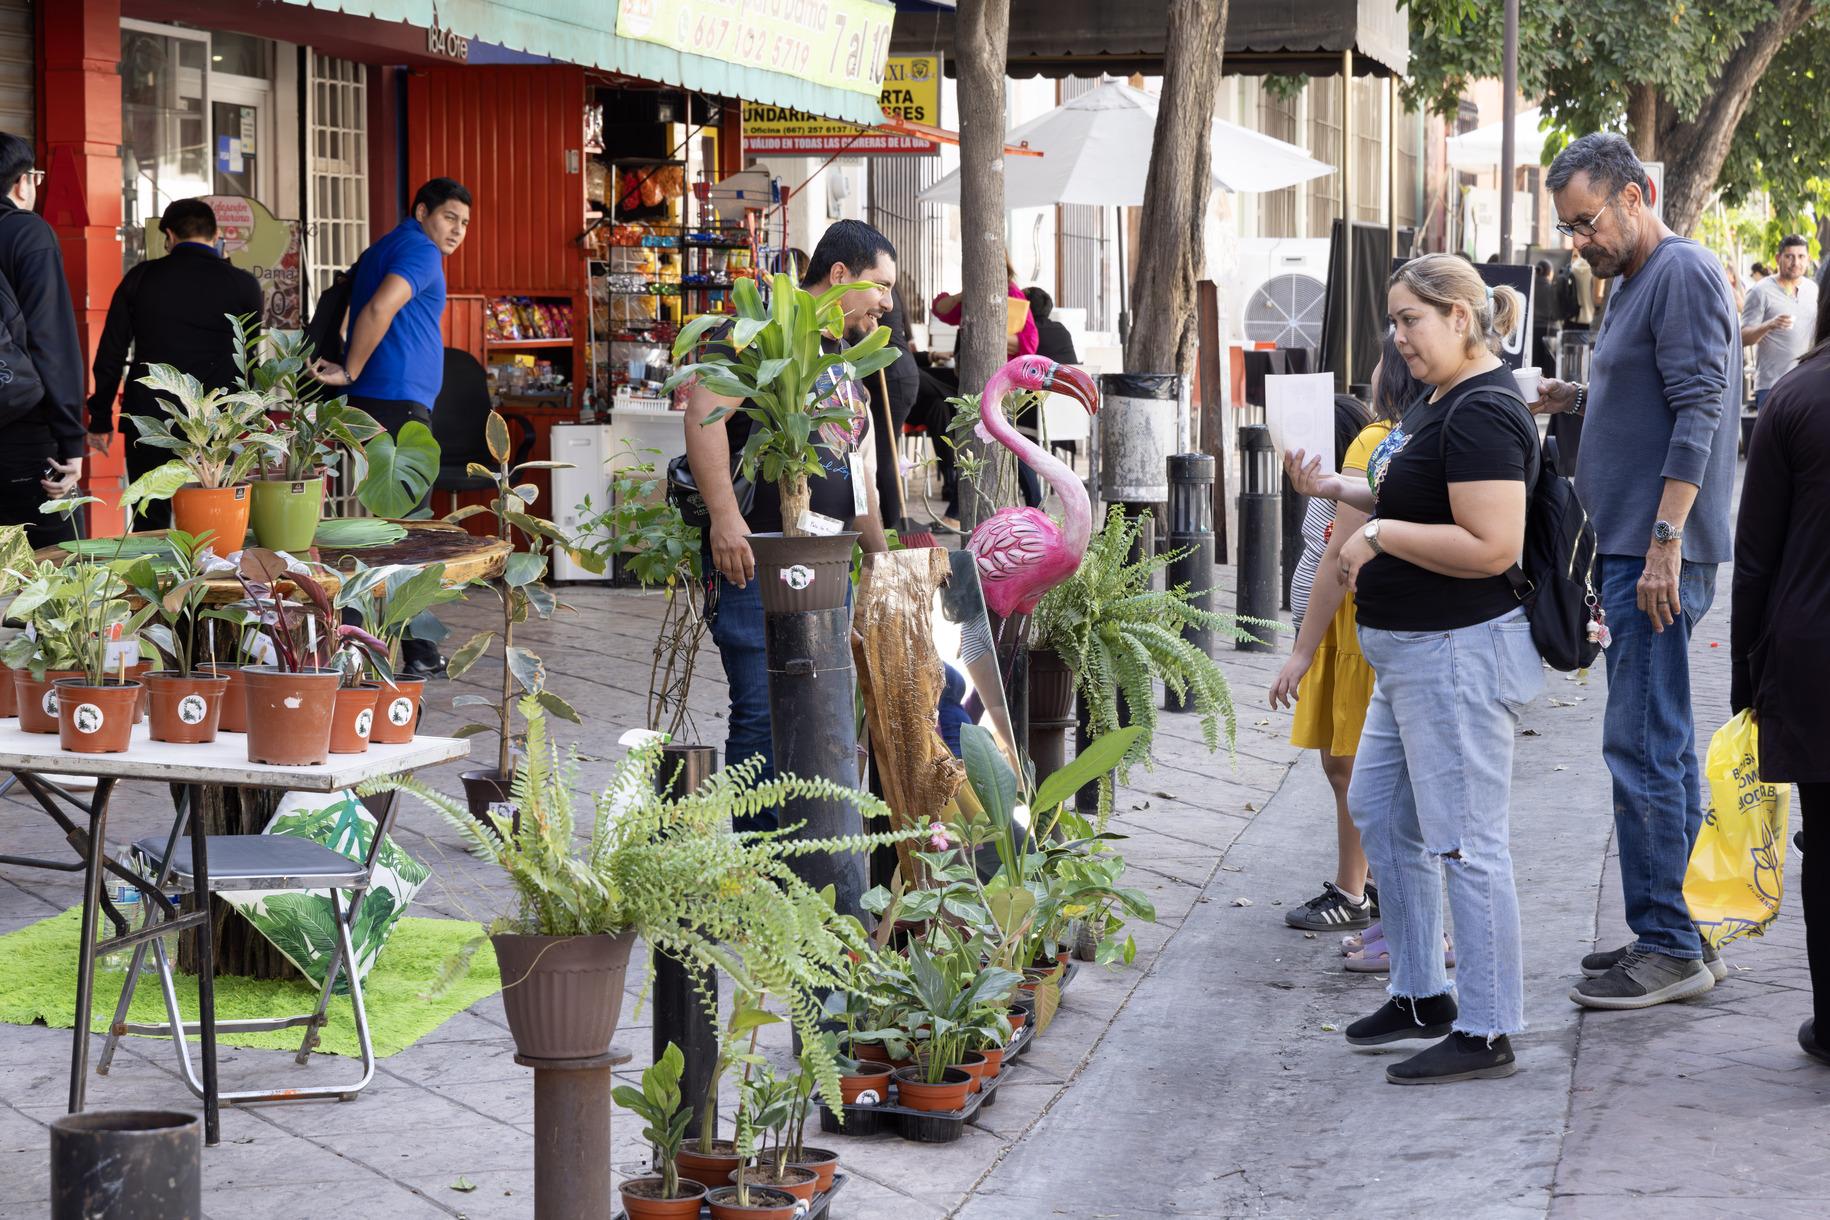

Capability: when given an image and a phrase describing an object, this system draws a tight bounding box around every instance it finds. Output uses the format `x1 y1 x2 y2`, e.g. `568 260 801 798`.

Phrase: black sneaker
1344 993 1458 1046
1386 1032 1518 1084
1801 1019 1830 1067
1582 936 1725 982
1364 880 1380 918
1285 881 1373 931
1797 829 1806 856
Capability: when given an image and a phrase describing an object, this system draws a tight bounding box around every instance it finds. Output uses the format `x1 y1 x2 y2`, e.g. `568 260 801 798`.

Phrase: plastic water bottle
95 881 140 974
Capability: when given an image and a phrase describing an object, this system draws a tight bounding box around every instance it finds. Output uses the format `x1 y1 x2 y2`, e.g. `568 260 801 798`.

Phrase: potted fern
1032 505 1252 821
662 272 900 611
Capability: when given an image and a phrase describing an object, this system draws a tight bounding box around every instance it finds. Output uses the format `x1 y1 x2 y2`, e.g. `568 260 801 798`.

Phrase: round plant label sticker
177 694 209 725
855 1089 881 1104
71 703 104 734
387 696 415 727
41 690 58 717
354 708 373 738
781 564 815 590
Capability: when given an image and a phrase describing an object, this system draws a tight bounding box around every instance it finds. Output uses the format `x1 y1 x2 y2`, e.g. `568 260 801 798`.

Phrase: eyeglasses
1555 202 1610 238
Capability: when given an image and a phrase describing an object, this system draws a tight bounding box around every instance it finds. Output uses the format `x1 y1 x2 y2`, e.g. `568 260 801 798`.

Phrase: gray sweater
1574 236 1741 563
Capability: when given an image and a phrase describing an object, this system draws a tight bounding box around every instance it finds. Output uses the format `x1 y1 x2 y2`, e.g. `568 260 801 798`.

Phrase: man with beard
683 219 893 827
1535 132 1740 1010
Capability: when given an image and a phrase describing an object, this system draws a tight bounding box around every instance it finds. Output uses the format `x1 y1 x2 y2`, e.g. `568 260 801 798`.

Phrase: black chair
432 348 533 493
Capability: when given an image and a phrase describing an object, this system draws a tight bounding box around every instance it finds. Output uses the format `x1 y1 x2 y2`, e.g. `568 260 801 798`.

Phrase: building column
40 0 124 532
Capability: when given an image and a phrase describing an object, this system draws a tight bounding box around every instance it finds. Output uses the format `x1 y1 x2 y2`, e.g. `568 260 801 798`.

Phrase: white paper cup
1513 366 1542 404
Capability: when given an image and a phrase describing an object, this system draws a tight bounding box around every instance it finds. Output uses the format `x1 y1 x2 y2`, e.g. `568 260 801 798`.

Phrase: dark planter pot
745 532 858 613
368 677 425 744
838 1061 893 1104
145 671 230 744
328 683 380 754
890 1065 972 1112
706 1185 801 1220
728 1166 818 1204
241 666 339 765
675 1142 742 1184
50 1109 200 1220
199 664 246 733
16 668 83 734
619 1177 709 1220
460 768 514 817
491 929 638 1060
54 679 141 754
1027 648 1077 721
789 1147 840 1193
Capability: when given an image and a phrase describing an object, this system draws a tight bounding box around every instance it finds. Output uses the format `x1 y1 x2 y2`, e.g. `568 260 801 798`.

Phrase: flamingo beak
1049 364 1100 415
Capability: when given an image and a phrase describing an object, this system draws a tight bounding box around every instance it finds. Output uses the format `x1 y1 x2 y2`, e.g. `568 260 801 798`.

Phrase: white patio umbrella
916 82 1335 208
1445 107 1548 170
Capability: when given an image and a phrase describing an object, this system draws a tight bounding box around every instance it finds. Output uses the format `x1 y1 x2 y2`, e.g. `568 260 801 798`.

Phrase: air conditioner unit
1230 237 1331 350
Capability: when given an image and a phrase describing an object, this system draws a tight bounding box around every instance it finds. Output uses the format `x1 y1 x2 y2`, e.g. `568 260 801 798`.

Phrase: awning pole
1501 0 1519 262
1342 49 1354 392
1388 75 1399 260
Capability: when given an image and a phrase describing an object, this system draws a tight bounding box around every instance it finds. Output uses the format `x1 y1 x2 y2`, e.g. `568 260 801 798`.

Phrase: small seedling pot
368 677 424 744
675 1141 743 1184
145 671 230 743
706 1184 801 1220
199 665 247 733
728 1165 818 1204
953 1050 991 1094
890 1066 972 1112
241 666 339 765
838 1062 893 1104
618 1176 708 1220
788 1147 840 1192
54 679 141 754
328 683 380 753
977 1044 1008 1080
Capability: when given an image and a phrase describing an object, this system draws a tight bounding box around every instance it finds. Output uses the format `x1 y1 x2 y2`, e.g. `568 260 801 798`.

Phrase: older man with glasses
1532 132 1741 1011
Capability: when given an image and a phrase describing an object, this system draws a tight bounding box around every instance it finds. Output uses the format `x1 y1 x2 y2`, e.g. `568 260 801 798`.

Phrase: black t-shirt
1354 365 1540 632
713 326 872 535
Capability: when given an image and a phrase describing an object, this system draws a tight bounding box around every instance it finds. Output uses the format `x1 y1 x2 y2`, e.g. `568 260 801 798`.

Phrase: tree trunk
1638 0 1813 235
1626 83 1659 160
779 473 810 537
1125 0 1230 376
954 0 1012 532
176 784 299 980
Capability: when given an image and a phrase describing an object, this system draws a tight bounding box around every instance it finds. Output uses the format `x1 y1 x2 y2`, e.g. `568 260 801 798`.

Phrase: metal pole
1341 48 1354 392
517 1049 631 1220
1501 0 1519 262
1235 425 1279 652
1388 75 1400 260
765 606 868 920
1164 454 1215 712
652 744 719 1141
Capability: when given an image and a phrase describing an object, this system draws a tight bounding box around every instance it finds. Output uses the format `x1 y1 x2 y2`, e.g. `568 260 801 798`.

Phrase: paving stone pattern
0 517 1823 1218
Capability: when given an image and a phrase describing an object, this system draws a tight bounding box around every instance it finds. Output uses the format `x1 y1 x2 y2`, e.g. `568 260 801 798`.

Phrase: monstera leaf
358 422 440 519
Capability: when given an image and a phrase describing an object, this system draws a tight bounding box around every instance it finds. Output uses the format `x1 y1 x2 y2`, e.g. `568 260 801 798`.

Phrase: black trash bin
51 1109 201 1220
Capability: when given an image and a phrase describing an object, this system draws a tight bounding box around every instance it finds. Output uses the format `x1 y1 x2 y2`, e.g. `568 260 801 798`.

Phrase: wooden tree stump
173 784 301 981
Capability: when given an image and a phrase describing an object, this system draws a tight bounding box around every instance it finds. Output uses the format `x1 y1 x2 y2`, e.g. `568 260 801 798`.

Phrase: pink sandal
1344 932 1455 974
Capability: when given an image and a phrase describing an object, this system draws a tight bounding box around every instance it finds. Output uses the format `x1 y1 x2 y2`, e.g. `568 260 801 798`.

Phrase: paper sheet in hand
1265 374 1338 472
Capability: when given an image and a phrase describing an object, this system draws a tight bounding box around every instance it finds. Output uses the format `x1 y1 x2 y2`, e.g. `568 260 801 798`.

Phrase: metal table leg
61 776 113 1115
185 783 219 1146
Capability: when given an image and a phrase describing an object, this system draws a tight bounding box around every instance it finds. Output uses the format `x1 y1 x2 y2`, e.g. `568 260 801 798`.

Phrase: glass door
119 20 210 271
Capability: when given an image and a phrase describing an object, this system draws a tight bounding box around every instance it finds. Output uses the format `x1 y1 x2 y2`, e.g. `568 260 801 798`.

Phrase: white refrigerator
548 414 690 582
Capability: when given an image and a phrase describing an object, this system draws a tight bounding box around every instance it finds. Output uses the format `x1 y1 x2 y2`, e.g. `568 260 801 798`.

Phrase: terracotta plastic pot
329 683 380 754
1007 1007 1028 1035
249 476 325 552
144 672 229 744
838 1062 893 1104
199 665 247 733
729 1166 817 1204
675 1143 742 1185
745 532 858 613
977 1044 1008 1080
705 1185 801 1220
619 1177 709 1220
124 660 153 723
240 666 339 766
54 679 141 754
490 930 638 1060
954 1050 991 1094
171 484 251 551
17 668 84 734
0 666 16 717
368 678 424 744
852 1043 892 1065
891 1066 972 1112
788 1148 840 1193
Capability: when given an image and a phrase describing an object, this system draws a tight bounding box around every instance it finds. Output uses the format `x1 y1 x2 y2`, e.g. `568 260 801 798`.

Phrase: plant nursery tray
818 1022 1036 1144
613 1172 847 1220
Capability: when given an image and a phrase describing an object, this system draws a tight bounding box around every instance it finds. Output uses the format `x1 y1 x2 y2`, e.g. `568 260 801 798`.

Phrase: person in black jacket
88 198 263 529
867 285 920 528
0 132 86 548
1024 286 1080 365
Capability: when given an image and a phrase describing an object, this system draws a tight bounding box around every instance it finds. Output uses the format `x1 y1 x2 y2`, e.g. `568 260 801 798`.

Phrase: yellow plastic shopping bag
1684 710 1791 949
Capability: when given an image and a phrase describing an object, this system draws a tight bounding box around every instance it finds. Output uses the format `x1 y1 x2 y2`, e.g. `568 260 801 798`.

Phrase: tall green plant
612 1043 695 1200
662 273 901 536
1032 505 1254 821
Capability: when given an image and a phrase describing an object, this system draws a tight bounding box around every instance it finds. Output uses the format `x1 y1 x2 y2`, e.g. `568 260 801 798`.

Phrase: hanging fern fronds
1032 504 1261 822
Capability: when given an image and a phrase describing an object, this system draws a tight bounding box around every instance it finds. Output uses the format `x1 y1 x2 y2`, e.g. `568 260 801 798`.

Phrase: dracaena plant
229 317 386 482
128 365 270 491
661 273 901 537
443 409 586 778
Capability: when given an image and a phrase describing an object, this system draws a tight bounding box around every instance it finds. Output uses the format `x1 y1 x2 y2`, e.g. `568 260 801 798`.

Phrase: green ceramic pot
249 477 325 552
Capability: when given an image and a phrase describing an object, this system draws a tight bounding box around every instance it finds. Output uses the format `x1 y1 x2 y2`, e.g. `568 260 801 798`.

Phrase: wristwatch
1363 520 1385 556
1653 520 1683 543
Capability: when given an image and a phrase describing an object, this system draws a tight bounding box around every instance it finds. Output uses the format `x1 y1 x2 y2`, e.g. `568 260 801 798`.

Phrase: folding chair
95 790 402 1105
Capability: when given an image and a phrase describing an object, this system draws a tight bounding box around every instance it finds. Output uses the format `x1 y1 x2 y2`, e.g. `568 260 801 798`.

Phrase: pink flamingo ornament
966 356 1101 621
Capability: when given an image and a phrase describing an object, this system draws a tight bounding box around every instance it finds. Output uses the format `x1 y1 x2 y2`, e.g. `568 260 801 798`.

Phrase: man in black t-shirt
683 220 896 825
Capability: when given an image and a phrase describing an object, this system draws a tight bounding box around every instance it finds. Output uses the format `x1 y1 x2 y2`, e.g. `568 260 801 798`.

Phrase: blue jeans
1596 553 1716 959
709 573 776 831
1351 607 1544 1037
1753 388 1769 412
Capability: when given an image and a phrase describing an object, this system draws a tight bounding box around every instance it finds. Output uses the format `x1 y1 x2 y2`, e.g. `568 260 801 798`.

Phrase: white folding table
0 720 467 1146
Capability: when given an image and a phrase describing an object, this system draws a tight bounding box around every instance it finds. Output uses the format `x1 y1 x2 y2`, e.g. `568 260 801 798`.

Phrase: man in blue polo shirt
312 176 471 675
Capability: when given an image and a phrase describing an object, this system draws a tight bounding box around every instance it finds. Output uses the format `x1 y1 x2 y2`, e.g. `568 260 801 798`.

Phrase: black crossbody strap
1435 382 1537 596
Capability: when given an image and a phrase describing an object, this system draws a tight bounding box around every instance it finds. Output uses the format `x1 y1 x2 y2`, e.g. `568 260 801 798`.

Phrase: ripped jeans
1351 607 1544 1037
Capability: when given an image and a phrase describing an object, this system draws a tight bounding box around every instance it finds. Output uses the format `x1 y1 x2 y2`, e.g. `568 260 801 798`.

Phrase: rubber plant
1031 504 1255 821
661 272 901 536
443 409 584 778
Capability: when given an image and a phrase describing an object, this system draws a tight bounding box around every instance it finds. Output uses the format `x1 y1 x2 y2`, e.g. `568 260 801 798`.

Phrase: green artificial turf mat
0 907 500 1058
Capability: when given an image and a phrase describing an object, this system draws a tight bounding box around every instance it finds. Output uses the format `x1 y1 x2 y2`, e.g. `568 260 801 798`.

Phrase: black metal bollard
52 1110 200 1220
652 743 719 1140
765 606 868 920
1164 454 1216 711
1236 425 1280 652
